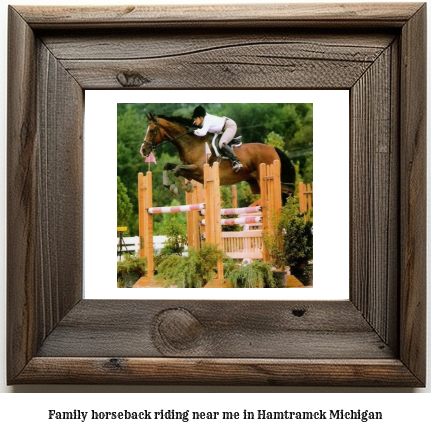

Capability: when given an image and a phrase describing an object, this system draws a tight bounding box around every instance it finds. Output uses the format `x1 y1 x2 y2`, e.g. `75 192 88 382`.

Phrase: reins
143 120 189 152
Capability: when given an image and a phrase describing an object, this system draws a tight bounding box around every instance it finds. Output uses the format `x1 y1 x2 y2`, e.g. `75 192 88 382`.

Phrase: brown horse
140 114 295 201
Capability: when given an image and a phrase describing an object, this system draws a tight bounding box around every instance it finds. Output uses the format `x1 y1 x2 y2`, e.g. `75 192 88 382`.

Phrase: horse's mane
157 115 194 128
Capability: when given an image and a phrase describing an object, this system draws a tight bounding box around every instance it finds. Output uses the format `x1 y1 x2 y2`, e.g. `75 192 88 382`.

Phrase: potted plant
117 254 147 288
155 243 225 288
224 259 275 288
286 219 313 285
264 197 313 287
263 211 289 288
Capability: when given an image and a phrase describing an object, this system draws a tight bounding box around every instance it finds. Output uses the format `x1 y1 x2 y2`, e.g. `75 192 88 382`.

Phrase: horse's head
140 114 192 158
140 114 163 157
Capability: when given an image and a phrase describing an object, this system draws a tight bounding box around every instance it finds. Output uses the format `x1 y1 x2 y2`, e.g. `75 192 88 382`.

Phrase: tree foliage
117 176 133 227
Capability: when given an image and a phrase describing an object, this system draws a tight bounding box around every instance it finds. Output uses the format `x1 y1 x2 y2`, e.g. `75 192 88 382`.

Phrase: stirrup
232 161 243 172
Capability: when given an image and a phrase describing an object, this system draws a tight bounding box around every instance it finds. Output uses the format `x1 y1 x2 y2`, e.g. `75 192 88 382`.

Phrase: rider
191 105 243 172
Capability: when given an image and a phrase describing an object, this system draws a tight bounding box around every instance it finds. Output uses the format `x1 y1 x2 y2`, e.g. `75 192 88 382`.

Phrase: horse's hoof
185 182 194 193
169 184 179 196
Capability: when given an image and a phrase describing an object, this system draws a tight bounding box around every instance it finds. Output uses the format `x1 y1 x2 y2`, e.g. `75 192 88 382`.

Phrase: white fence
117 235 167 260
221 230 263 260
118 232 264 261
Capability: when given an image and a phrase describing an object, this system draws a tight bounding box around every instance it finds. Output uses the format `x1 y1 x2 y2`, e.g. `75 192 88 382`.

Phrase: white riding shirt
194 114 226 136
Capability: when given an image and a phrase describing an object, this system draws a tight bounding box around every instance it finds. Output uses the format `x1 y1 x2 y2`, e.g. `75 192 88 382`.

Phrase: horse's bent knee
169 184 178 196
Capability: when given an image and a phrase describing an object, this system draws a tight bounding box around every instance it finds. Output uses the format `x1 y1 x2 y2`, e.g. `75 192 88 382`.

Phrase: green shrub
159 214 188 255
278 197 313 268
117 176 133 227
156 243 225 288
225 260 275 288
117 254 147 288
155 254 184 286
264 196 313 270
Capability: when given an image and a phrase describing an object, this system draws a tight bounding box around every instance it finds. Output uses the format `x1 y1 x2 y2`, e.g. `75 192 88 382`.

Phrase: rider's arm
194 113 224 136
194 116 210 136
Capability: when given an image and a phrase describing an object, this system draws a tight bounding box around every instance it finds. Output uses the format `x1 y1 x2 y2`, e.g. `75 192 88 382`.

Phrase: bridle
143 119 190 153
142 121 160 153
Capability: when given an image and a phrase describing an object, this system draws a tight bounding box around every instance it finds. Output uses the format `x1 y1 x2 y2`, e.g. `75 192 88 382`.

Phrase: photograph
117 102 313 289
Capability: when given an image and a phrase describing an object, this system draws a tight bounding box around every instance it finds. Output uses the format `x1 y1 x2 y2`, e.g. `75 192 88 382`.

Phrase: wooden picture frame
7 3 426 386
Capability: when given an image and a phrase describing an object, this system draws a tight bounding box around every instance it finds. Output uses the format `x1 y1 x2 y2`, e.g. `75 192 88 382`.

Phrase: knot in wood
154 308 203 352
116 71 150 87
292 308 306 317
108 358 123 369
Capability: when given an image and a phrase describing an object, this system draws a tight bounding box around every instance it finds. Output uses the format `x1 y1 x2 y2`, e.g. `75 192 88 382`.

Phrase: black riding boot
220 142 243 172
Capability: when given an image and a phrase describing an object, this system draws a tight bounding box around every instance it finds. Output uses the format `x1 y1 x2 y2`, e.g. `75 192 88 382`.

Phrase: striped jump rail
148 203 205 214
201 206 261 216
201 216 262 226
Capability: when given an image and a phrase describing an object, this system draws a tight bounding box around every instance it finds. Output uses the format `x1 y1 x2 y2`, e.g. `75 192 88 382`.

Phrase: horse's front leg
173 164 199 193
163 162 179 196
172 164 199 178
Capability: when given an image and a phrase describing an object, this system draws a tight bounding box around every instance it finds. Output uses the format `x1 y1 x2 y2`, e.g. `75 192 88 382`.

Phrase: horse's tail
274 148 296 199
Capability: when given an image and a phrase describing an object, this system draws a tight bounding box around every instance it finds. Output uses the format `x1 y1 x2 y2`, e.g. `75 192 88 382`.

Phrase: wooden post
203 162 224 285
260 160 282 264
203 164 213 245
135 171 154 287
298 181 313 221
186 180 203 249
260 163 270 262
307 182 313 218
298 182 306 213
273 159 282 218
231 184 238 208
196 181 206 243
138 172 145 258
212 163 224 281
272 160 283 268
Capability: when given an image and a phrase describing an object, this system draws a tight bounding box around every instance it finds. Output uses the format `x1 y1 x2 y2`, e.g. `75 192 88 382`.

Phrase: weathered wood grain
40 31 395 89
16 3 423 29
60 57 372 89
7 6 38 382
399 4 427 385
40 31 395 60
36 300 393 359
350 45 399 347
16 358 423 386
7 6 83 382
7 3 426 386
35 40 84 333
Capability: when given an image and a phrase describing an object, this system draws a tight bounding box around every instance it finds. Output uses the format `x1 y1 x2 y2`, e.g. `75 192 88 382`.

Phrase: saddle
210 133 242 158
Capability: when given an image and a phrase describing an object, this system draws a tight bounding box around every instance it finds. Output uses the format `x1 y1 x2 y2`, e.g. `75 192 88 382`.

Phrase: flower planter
272 270 287 288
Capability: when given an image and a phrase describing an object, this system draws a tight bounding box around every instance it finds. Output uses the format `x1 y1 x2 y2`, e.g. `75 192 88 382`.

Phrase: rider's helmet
192 105 206 119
